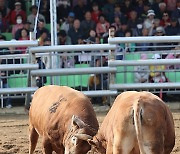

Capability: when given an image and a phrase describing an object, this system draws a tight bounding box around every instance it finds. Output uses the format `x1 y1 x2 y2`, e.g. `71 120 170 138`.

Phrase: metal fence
0 36 180 108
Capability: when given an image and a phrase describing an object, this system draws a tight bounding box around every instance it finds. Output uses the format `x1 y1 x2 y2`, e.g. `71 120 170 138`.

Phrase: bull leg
106 142 113 154
113 133 135 154
29 127 39 154
42 137 53 154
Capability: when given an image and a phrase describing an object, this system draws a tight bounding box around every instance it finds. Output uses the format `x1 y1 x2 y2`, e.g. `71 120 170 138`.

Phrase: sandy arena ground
0 107 180 154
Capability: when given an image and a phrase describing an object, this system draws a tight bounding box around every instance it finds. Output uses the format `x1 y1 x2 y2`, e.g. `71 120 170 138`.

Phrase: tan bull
78 91 175 154
29 85 99 154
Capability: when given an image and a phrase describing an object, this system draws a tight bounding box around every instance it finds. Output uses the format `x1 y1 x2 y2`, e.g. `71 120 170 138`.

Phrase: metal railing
0 36 180 108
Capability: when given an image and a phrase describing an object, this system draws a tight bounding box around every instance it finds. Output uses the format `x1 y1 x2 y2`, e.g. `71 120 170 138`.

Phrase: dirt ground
0 109 180 154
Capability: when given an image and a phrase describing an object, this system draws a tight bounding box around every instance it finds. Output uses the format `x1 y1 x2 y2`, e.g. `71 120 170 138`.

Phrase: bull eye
71 136 77 145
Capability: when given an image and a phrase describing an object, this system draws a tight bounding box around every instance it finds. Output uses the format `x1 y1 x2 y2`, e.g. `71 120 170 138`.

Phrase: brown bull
78 91 175 154
29 85 99 154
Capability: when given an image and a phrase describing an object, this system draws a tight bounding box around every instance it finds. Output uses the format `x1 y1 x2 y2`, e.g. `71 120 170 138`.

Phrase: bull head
64 115 94 154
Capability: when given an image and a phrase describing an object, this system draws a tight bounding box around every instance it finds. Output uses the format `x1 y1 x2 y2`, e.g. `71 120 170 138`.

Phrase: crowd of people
0 0 179 47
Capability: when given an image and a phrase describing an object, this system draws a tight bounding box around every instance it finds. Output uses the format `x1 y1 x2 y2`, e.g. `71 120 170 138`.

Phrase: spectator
152 0 161 16
136 28 151 51
127 10 142 36
60 12 75 34
153 26 169 51
7 2 26 24
36 19 49 39
139 2 151 21
35 57 47 88
8 0 26 11
121 0 133 19
171 0 180 25
134 54 149 83
57 0 71 22
27 5 46 31
91 2 102 24
11 14 24 38
156 2 167 19
96 14 110 38
0 35 12 108
15 21 30 40
160 12 171 28
115 23 128 37
149 54 168 83
0 0 10 18
17 28 29 54
38 30 49 46
88 57 108 105
73 0 88 21
165 17 180 36
68 19 83 44
81 11 96 39
120 30 136 52
143 9 155 30
113 3 126 24
60 54 75 68
135 23 144 36
111 16 121 31
0 11 10 32
148 18 160 36
40 0 50 23
102 0 115 23
164 0 177 14
57 30 71 45
135 0 145 18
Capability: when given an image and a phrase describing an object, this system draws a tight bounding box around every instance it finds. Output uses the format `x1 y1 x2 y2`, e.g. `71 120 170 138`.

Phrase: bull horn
72 115 85 128
75 134 93 141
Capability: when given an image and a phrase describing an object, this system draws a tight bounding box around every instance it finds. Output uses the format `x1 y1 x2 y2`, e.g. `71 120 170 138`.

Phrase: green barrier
125 53 140 60
116 66 134 83
1 33 13 41
75 64 89 68
165 72 180 82
8 74 27 88
45 24 51 31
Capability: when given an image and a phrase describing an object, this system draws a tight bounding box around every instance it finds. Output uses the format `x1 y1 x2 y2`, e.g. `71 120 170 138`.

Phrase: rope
33 0 41 37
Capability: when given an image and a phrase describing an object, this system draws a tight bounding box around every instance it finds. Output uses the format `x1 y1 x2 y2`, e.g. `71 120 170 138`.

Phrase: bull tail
133 101 146 154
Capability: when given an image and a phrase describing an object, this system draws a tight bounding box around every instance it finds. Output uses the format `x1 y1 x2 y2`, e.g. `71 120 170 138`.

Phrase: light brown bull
78 91 175 154
29 85 99 154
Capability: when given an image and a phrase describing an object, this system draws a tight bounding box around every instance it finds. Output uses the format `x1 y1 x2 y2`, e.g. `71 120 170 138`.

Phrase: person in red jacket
7 2 26 24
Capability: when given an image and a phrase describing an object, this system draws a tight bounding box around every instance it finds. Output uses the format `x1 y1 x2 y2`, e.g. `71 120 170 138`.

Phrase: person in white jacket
134 54 150 83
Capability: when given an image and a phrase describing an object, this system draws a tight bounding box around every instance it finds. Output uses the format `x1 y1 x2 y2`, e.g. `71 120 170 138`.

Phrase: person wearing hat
27 5 46 31
153 26 170 56
143 9 156 30
8 0 26 11
8 1 26 24
60 12 75 34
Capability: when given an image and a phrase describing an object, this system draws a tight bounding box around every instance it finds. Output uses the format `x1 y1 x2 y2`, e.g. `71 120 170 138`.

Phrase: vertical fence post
108 27 116 106
25 32 37 109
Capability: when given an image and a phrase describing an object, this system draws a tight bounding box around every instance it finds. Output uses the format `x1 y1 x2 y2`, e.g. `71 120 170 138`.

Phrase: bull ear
71 115 85 128
75 134 93 141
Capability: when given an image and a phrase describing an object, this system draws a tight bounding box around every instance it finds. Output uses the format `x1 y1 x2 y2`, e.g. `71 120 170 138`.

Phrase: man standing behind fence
35 57 47 88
